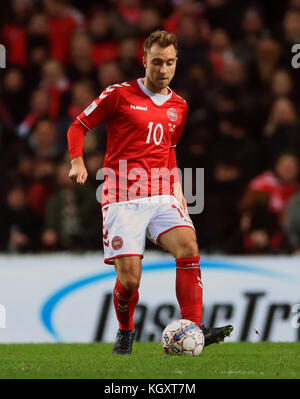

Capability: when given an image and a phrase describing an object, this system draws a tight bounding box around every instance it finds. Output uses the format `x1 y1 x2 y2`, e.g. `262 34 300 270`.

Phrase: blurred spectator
209 28 232 77
40 59 70 118
117 0 141 24
262 97 300 166
164 0 204 35
43 0 80 64
204 0 242 37
27 159 57 218
15 155 35 186
281 8 300 90
118 37 143 80
241 6 264 39
237 5 266 60
26 12 50 89
241 152 299 222
227 203 290 254
282 8 300 45
177 14 210 71
17 89 50 137
212 110 260 181
42 162 99 250
97 61 125 91
1 68 29 125
219 55 246 88
290 0 300 10
1 0 33 66
137 7 162 37
67 31 96 82
213 55 258 125
88 9 119 66
284 189 300 253
109 0 140 39
270 69 294 98
4 185 42 252
28 118 63 160
248 37 282 89
66 80 95 120
199 158 244 252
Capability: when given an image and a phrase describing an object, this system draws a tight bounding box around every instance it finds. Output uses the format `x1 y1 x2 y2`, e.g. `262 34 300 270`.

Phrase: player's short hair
143 30 178 57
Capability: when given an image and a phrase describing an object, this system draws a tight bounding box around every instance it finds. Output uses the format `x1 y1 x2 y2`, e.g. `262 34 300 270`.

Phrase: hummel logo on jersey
130 104 148 111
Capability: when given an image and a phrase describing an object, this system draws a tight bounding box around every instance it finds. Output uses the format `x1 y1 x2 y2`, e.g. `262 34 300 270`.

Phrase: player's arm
169 147 187 210
67 85 120 185
68 119 88 185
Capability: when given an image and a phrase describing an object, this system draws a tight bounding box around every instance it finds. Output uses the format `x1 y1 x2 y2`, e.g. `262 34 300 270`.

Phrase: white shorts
102 195 195 265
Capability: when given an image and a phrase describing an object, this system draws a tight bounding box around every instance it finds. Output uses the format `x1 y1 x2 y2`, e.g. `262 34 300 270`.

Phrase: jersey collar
137 78 172 106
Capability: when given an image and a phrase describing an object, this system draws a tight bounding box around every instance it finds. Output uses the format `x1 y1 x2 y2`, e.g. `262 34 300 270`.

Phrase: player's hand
181 195 188 212
173 181 188 212
69 156 88 185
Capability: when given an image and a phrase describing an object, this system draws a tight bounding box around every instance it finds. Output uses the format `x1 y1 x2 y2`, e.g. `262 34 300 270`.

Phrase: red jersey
73 79 188 205
248 171 298 213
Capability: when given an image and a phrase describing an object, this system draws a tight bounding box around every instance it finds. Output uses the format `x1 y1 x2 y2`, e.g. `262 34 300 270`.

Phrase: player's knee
121 275 140 291
176 240 199 258
115 257 141 291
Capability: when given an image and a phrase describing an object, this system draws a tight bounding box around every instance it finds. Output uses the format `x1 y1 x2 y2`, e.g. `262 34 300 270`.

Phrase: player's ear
142 56 147 68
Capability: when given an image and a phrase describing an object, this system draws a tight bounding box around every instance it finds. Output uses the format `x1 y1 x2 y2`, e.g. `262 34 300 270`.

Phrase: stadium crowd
1 0 300 255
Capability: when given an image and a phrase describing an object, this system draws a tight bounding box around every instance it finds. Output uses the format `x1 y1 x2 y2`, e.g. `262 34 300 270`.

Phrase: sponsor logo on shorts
167 108 177 122
112 236 123 250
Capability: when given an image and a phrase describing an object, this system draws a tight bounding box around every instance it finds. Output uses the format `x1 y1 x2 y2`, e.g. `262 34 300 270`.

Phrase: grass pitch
0 342 299 379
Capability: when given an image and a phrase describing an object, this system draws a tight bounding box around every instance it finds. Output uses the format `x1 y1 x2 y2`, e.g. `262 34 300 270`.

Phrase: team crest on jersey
112 236 123 250
167 108 177 122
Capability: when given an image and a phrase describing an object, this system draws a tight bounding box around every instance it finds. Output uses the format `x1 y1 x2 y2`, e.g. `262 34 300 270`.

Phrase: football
161 319 205 356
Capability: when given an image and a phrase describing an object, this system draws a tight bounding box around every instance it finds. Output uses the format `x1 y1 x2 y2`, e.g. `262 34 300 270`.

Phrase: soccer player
67 30 233 354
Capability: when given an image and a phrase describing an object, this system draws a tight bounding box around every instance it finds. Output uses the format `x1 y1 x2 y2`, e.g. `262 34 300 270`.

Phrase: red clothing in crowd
248 171 298 213
91 42 119 66
2 23 27 66
48 15 77 64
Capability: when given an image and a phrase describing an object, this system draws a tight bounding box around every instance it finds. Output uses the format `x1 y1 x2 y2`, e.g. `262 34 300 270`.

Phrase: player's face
143 43 177 94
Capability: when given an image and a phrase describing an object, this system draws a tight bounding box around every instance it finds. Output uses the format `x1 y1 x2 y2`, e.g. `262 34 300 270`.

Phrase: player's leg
148 198 233 345
112 255 142 355
158 226 203 326
102 202 148 354
113 255 141 332
159 226 233 345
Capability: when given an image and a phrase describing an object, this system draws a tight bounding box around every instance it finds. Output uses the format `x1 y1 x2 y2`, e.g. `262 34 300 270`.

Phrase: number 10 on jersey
146 122 164 145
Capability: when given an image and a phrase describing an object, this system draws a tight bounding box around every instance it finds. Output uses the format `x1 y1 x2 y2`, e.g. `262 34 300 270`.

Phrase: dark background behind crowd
1 0 300 255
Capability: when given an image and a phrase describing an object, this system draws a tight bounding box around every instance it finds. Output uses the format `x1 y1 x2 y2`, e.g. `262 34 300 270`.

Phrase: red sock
113 278 139 331
176 256 203 325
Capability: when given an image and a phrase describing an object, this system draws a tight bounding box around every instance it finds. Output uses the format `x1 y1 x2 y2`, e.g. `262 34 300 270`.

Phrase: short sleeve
76 85 120 131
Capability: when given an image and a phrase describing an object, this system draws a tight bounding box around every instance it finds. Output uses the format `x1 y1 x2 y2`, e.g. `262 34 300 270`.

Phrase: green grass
0 342 299 379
